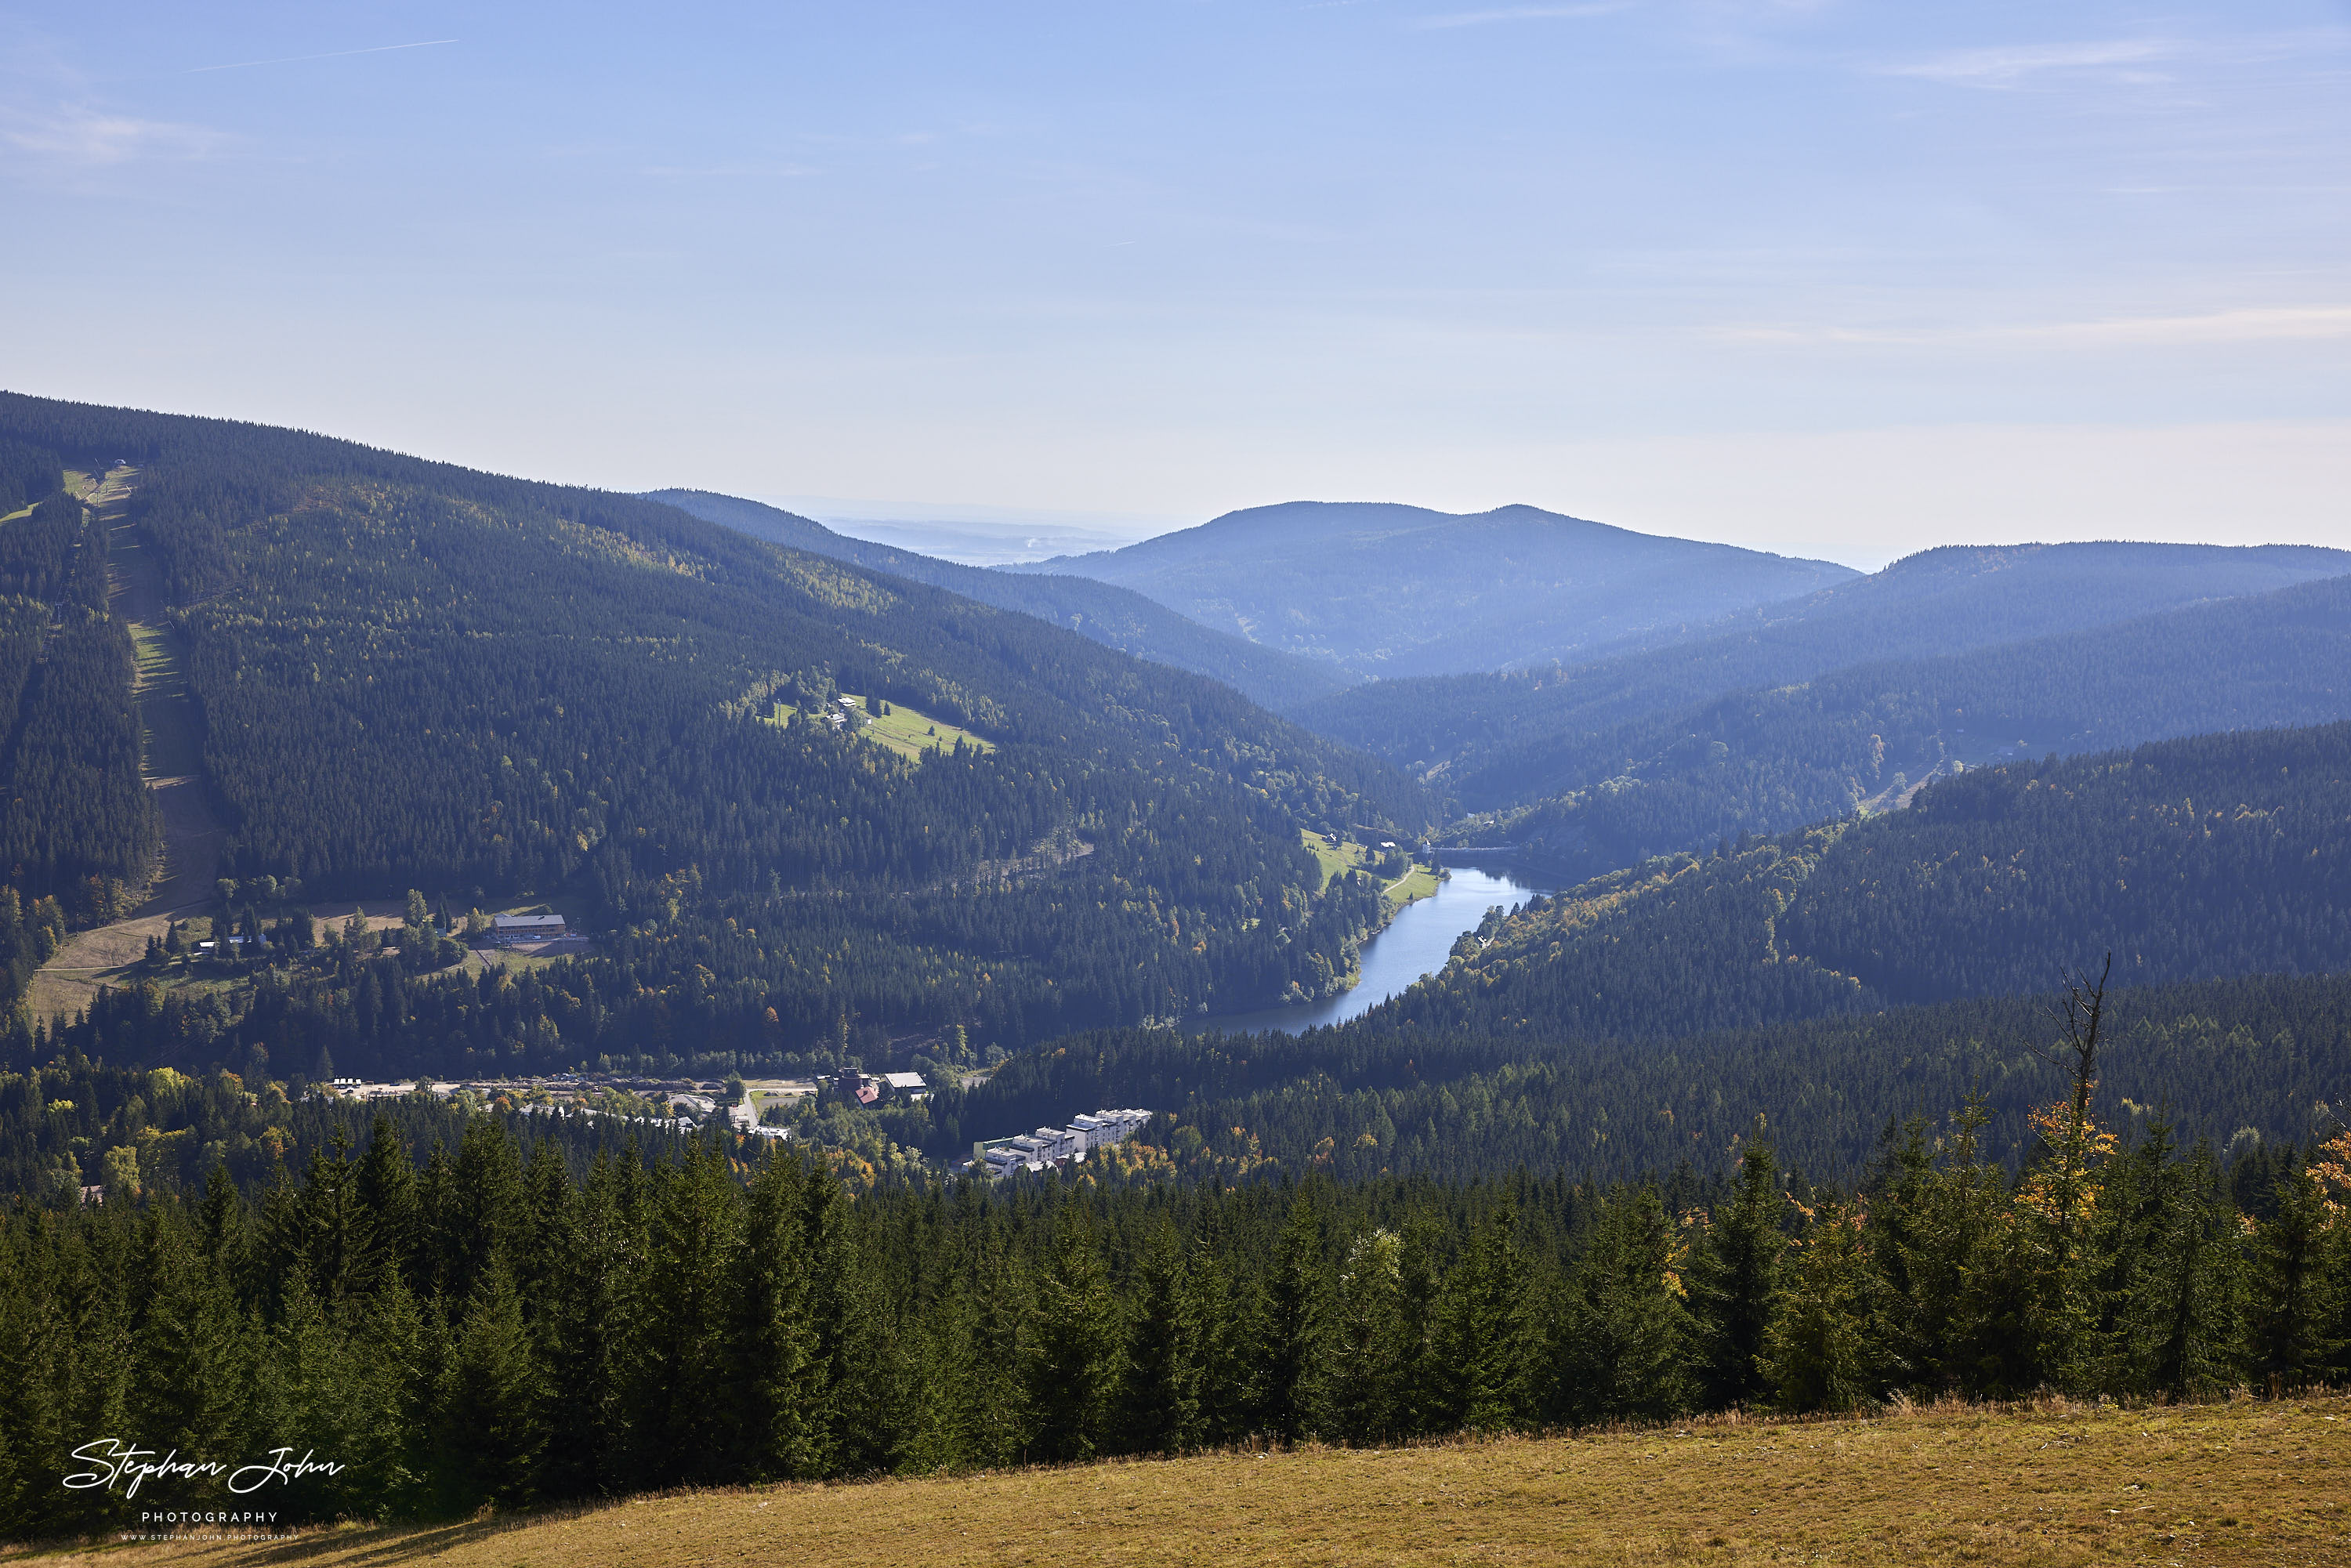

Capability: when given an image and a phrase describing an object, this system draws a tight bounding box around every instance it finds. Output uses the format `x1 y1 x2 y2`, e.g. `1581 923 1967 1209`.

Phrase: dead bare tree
2029 953 2114 1256
2037 952 2113 1136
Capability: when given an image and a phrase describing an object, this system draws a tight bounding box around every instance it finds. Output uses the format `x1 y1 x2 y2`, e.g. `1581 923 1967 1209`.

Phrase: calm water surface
1202 862 1552 1035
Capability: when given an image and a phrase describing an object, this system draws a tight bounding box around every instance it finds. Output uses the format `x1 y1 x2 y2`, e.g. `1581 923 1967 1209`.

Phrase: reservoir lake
1202 861 1552 1035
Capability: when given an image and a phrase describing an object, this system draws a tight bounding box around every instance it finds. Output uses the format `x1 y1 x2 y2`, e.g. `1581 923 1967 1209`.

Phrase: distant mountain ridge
1463 570 2351 882
648 489 1353 712
1299 538 2351 781
1002 499 1860 679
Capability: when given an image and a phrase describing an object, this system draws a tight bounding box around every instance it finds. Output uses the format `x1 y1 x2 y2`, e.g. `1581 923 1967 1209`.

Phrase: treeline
0 438 63 516
965 972 2351 1184
4 1099 2346 1534
0 893 68 1029
23 845 1389 1081
0 1060 708 1208
1453 571 2351 876
24 965 2351 1193
0 492 105 610
1396 725 2351 1044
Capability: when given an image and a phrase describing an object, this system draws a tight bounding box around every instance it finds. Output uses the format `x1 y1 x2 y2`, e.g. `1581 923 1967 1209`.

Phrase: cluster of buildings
973 1108 1152 1177
831 1069 929 1105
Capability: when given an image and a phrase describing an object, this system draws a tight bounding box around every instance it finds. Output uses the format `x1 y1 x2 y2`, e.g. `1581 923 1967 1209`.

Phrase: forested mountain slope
969 970 2351 1184
951 727 2351 1183
1467 572 2351 880
13 1096 2344 1534
1004 500 1855 679
1299 539 2351 778
647 488 1352 711
0 391 1425 1062
0 432 159 1016
1400 724 2351 1043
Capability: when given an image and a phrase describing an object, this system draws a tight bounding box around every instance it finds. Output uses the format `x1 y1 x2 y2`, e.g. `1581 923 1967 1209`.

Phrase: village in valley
320 1066 1150 1180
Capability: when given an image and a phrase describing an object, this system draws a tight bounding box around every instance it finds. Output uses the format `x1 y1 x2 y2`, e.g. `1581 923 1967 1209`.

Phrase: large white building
977 1107 1151 1177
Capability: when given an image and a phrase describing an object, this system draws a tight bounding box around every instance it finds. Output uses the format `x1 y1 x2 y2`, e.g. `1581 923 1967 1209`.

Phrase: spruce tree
255 1273 364 1521
2244 1160 2345 1389
127 1211 252 1483
351 1266 435 1519
2134 1145 2241 1400
1185 1237 1254 1449
627 1139 743 1486
1551 1186 1692 1423
1120 1218 1203 1454
1688 1140 1787 1409
538 1150 639 1498
1023 1207 1121 1462
727 1153 828 1479
440 1117 525 1304
0 1218 99 1537
1764 1202 1876 1413
295 1127 369 1305
1255 1186 1329 1443
437 1256 545 1513
1324 1226 1407 1443
1433 1205 1531 1432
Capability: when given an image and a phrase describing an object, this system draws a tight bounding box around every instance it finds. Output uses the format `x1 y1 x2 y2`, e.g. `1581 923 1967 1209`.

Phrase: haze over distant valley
1004 500 1858 679
9 0 2351 1541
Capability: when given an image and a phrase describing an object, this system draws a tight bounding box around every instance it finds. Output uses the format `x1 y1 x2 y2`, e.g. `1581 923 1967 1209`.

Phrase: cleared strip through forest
25 469 221 1019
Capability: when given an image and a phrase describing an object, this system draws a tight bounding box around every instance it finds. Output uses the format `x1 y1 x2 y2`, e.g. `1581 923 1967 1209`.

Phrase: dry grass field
17 1394 2347 1567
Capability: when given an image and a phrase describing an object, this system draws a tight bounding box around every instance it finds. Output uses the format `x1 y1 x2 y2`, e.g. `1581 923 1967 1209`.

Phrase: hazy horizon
6 1 2346 561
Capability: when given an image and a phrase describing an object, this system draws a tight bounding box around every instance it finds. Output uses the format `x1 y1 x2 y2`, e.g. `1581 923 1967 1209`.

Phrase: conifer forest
2 386 2349 1541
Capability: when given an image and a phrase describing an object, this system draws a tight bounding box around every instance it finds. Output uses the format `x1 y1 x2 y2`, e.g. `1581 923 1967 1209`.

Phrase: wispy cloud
1881 30 2349 89
1723 306 2351 349
0 104 228 164
187 38 458 74
1411 3 1630 31
643 161 817 180
1883 38 2181 86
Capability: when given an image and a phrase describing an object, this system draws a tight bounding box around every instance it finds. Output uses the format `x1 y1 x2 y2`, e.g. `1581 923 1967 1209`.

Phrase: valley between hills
3 392 2351 1548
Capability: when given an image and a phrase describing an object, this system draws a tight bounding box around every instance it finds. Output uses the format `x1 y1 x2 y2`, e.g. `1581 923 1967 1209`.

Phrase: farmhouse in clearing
491 913 567 946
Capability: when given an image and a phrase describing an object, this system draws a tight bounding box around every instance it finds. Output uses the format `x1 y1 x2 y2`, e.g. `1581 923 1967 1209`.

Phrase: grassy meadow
1299 828 1439 913
848 693 996 759
765 694 995 759
27 1394 2345 1567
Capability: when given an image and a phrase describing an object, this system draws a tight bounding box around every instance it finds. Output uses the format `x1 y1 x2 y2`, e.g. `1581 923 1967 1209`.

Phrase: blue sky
4 1 2346 565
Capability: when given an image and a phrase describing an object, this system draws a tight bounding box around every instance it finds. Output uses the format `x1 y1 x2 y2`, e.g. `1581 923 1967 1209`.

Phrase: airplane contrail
187 39 458 74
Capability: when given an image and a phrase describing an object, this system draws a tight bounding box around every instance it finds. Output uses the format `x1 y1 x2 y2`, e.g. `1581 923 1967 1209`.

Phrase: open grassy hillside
35 1396 2349 1566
